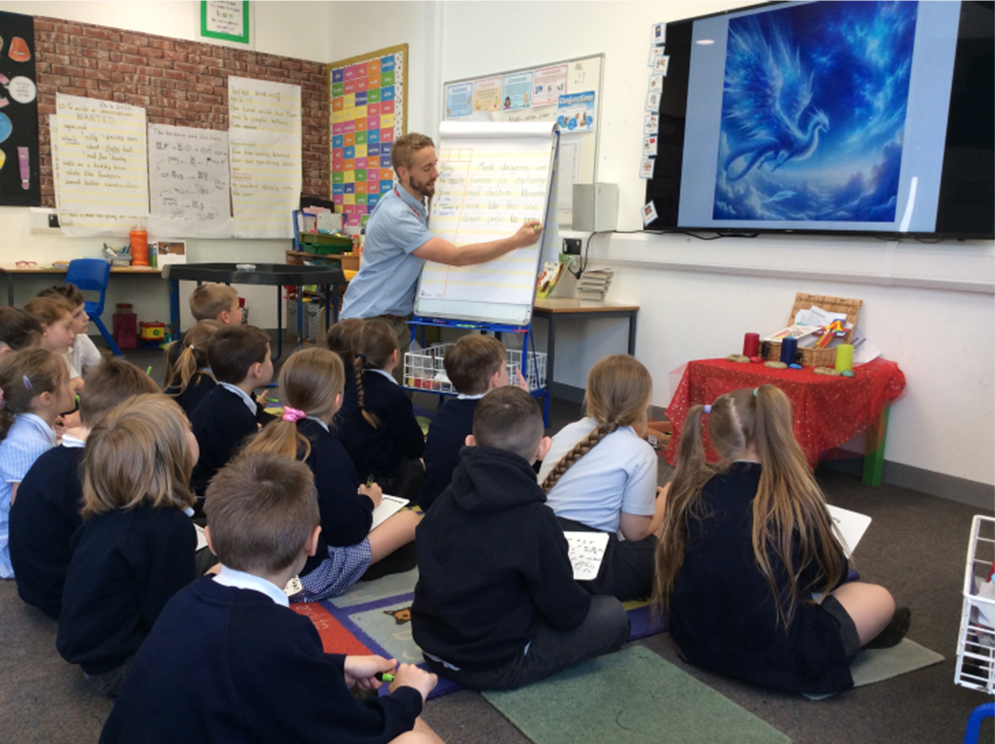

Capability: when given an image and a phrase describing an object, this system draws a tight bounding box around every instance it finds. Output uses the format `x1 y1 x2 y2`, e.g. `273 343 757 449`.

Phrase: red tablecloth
665 358 906 468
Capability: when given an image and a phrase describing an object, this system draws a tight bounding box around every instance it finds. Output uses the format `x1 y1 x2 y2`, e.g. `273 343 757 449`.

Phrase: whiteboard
414 122 558 326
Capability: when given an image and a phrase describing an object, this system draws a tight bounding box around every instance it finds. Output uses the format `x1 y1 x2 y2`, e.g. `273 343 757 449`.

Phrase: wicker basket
762 293 862 367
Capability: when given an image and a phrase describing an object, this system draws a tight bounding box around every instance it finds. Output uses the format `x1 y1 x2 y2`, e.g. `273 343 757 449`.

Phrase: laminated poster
501 72 533 110
0 10 40 206
473 77 502 113
556 92 595 132
532 64 568 106
445 81 473 118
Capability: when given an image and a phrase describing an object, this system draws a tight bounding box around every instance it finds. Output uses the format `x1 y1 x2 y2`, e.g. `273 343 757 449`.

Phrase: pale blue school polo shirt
340 187 435 319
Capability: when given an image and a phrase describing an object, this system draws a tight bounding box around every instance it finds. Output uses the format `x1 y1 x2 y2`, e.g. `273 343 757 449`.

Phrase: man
339 133 542 373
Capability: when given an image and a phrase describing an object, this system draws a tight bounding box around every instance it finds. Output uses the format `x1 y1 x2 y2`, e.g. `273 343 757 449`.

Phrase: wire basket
954 514 995 695
403 342 547 394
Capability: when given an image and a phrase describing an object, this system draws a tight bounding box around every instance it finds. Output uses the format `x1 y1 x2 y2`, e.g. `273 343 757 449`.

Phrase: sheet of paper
370 494 409 531
972 579 995 628
194 524 209 552
55 94 149 217
419 122 555 305
850 325 881 365
228 76 301 238
795 305 849 328
826 504 872 558
563 531 610 581
147 124 233 239
557 135 581 218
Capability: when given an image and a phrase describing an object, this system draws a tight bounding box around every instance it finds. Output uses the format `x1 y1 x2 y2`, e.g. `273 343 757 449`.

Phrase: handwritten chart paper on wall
54 95 149 237
415 122 557 325
228 77 301 238
147 125 232 239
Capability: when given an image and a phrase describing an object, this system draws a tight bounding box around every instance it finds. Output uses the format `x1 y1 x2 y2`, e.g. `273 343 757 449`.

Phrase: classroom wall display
198 1 252 48
28 14 327 233
443 54 603 229
328 44 407 229
0 11 41 207
415 122 559 326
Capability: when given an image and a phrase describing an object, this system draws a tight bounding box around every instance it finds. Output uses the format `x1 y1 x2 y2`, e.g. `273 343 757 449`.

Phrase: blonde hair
188 283 238 322
354 320 398 429
205 452 320 574
541 355 651 491
79 357 161 427
244 348 345 460
652 385 845 627
0 348 70 440
163 319 221 395
81 394 196 519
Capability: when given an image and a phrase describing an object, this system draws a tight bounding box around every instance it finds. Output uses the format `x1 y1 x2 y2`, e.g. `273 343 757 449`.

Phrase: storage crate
645 419 673 452
286 299 327 344
404 342 547 393
761 293 862 367
954 515 995 695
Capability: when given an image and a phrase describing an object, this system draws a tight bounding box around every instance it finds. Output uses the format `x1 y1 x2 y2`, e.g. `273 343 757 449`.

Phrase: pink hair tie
282 406 306 423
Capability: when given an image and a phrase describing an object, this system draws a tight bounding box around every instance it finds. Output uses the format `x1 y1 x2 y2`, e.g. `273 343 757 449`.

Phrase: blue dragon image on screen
713 1 919 222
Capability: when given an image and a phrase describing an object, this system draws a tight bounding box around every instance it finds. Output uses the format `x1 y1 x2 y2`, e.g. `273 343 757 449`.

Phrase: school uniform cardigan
337 371 424 482
57 505 197 675
99 578 423 744
669 461 853 695
164 372 217 419
297 418 375 577
9 444 86 619
189 386 259 495
420 397 479 510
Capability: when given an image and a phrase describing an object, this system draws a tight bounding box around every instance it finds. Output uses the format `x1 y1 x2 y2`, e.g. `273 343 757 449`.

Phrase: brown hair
208 325 270 384
244 348 345 461
652 385 845 627
473 386 544 461
354 320 398 429
164 319 221 394
37 283 85 308
79 357 161 427
23 296 73 328
81 394 196 519
188 283 239 322
444 335 506 395
326 318 365 368
0 348 70 440
205 452 320 574
0 307 41 350
541 355 652 492
391 133 435 171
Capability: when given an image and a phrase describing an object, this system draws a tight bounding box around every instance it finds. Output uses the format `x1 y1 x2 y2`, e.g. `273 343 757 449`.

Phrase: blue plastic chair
65 259 123 357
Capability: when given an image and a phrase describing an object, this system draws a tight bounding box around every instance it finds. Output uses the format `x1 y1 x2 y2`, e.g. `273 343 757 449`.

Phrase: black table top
162 263 345 286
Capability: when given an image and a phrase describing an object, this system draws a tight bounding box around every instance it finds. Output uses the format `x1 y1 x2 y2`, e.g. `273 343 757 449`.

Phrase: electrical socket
562 238 582 255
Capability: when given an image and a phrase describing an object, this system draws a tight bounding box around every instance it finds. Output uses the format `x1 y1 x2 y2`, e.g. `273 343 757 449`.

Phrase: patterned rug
291 566 667 700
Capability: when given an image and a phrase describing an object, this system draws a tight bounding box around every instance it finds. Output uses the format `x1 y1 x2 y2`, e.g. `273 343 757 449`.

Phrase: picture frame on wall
198 1 253 48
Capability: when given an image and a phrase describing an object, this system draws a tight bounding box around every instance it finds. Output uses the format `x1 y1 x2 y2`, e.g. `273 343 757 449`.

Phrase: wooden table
532 298 640 393
0 264 162 305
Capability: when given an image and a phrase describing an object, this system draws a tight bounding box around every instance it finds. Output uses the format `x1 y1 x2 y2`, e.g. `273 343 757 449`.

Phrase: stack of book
576 268 613 300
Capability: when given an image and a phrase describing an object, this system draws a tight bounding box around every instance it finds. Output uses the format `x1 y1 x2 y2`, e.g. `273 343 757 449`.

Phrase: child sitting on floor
163 319 221 417
538 354 665 601
421 334 527 510
37 284 102 379
24 296 80 394
0 348 75 578
654 385 910 696
244 348 419 602
57 394 199 696
0 306 41 354
189 324 274 495
412 386 630 691
188 283 242 324
337 320 424 503
10 358 159 619
99 452 441 744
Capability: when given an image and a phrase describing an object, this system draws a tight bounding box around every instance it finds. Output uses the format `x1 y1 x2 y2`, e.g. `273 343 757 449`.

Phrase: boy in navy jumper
100 452 442 744
412 387 630 690
421 334 528 510
190 324 274 495
10 358 159 619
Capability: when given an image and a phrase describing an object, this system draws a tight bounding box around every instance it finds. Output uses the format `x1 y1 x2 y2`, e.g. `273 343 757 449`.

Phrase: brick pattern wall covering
32 17 328 208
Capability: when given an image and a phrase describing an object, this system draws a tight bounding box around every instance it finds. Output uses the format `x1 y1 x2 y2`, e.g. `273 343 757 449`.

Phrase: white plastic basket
954 514 995 695
403 341 547 394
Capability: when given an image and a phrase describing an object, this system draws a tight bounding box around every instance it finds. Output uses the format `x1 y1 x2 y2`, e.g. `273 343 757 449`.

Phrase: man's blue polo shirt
340 187 435 319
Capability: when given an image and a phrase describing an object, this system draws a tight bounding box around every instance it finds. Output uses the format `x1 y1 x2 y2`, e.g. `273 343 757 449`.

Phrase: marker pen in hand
375 671 395 683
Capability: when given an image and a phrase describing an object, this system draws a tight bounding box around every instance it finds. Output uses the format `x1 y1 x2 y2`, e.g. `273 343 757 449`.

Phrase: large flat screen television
644 1 994 240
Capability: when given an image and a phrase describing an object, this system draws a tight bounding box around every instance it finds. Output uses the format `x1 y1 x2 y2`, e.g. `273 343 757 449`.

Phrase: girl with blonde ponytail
163 320 221 417
653 384 909 695
244 348 419 601
537 355 666 601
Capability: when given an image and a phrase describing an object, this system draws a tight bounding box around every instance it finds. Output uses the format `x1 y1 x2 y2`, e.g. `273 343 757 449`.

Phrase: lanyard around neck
394 188 425 224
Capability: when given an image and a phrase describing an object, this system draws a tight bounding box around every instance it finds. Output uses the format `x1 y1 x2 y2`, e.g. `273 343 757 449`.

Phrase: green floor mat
482 646 791 744
804 638 945 700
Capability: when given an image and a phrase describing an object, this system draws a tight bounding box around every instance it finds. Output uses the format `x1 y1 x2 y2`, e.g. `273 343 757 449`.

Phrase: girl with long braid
537 355 666 601
336 320 425 503
653 385 908 695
